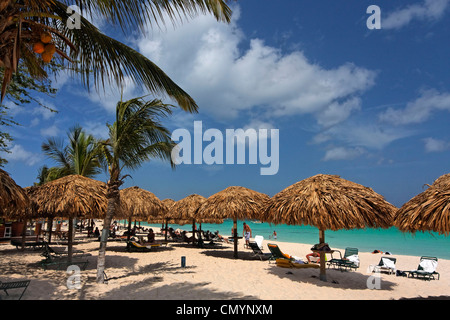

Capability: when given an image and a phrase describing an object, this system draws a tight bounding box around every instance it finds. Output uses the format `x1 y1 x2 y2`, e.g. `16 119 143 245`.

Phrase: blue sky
2 0 450 207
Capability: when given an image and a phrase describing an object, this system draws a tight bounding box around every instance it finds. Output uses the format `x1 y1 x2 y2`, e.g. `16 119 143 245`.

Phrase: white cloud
4 145 42 166
383 0 450 30
313 122 411 151
85 76 142 113
323 147 366 161
423 137 450 152
137 6 376 124
40 125 60 137
379 89 450 125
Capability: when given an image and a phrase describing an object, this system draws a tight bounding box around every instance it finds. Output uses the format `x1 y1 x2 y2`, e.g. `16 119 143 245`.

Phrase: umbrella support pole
319 229 327 282
233 219 238 259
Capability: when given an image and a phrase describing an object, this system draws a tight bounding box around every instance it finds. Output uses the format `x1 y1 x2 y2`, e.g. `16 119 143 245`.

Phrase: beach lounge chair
248 241 271 260
42 242 87 259
254 235 264 249
276 258 320 269
40 254 89 271
127 240 161 252
370 257 397 275
267 243 295 264
0 280 30 300
327 247 360 271
406 256 440 280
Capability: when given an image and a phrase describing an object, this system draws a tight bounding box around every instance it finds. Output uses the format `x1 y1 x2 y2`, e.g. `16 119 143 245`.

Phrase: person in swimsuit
243 222 252 248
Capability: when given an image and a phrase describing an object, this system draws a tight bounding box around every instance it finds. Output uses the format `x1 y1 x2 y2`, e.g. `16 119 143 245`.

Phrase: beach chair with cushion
0 280 30 300
327 247 360 271
127 240 161 252
406 256 439 280
276 258 320 269
248 241 271 261
267 243 295 264
370 257 397 275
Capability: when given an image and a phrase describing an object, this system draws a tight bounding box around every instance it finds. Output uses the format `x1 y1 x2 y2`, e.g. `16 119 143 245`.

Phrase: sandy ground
1 227 449 300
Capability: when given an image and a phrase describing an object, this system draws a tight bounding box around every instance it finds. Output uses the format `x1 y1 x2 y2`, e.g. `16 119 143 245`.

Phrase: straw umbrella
197 186 270 258
1 169 32 249
171 194 206 244
119 186 166 245
0 168 30 218
26 175 109 261
394 173 450 235
263 174 395 281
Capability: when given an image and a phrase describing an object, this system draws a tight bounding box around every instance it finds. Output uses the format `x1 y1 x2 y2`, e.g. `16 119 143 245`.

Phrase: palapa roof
0 169 30 218
162 198 175 210
263 174 396 231
119 186 166 221
26 175 109 219
170 194 210 223
197 186 270 221
394 173 450 235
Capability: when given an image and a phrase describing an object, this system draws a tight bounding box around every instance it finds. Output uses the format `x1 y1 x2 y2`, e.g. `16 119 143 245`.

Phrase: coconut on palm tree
96 95 175 283
0 0 232 110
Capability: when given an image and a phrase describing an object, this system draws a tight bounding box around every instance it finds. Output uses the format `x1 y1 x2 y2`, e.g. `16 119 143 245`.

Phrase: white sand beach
1 227 449 300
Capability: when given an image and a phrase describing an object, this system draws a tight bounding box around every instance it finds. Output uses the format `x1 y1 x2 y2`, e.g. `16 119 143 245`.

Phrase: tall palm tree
0 0 232 110
96 95 175 283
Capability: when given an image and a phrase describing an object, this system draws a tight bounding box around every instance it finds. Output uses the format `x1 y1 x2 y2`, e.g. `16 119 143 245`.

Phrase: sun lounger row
250 241 439 281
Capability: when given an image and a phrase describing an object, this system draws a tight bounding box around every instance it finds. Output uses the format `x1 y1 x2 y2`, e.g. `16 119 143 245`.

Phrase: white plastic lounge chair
254 235 264 249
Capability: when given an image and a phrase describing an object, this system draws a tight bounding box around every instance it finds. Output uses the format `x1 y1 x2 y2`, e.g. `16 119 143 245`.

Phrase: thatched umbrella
1 169 33 250
26 175 109 261
263 174 395 281
171 194 206 244
197 186 270 258
0 168 30 218
119 186 166 245
156 198 176 241
394 173 450 235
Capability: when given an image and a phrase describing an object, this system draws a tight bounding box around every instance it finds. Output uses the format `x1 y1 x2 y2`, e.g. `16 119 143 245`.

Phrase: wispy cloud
423 137 450 152
378 89 450 125
4 145 42 166
383 0 450 30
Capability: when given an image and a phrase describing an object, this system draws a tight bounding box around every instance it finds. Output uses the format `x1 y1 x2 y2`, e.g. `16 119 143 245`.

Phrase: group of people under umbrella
1 168 449 282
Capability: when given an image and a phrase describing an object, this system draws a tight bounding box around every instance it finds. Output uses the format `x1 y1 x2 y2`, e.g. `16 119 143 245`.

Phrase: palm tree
42 125 103 177
0 0 232 110
96 95 175 283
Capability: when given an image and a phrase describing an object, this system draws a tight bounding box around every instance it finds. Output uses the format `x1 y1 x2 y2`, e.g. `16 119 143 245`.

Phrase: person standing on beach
243 223 252 248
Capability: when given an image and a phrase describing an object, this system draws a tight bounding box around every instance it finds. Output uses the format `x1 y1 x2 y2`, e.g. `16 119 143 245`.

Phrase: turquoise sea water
142 219 450 260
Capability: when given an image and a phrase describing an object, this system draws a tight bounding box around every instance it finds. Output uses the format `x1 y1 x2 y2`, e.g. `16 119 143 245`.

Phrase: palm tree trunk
96 179 120 283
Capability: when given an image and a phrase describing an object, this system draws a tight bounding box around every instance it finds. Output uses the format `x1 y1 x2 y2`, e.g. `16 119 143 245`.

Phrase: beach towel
381 258 396 270
347 254 359 265
418 259 438 273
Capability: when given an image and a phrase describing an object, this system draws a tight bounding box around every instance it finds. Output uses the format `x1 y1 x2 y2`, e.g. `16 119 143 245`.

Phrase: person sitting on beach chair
182 231 194 244
147 229 155 243
168 228 183 241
